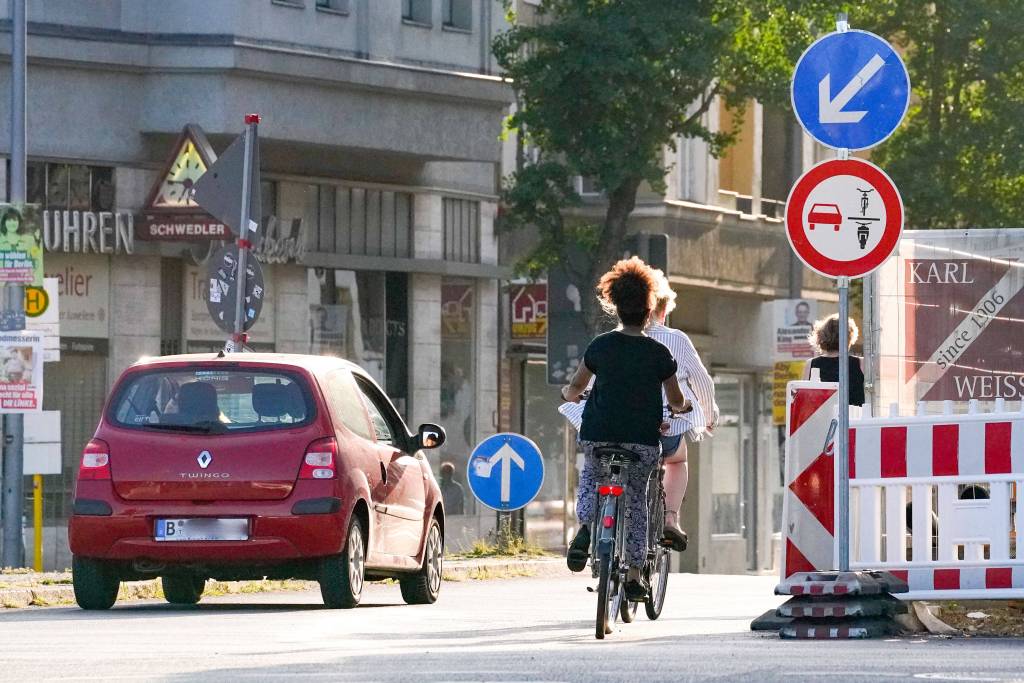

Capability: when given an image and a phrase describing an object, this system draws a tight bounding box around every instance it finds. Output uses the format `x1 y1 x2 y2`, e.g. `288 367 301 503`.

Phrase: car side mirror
416 423 446 450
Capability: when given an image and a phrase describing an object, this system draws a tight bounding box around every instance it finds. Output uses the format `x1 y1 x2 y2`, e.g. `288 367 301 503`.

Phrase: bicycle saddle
591 446 643 460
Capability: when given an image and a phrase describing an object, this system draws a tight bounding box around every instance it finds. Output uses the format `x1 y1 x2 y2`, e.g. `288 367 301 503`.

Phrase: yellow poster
773 360 806 426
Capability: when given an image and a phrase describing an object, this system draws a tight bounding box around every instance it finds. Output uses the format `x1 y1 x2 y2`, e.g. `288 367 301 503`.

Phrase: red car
69 353 446 610
807 203 843 231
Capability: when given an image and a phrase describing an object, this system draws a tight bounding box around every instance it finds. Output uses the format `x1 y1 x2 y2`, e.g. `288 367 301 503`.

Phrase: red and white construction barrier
781 383 1024 601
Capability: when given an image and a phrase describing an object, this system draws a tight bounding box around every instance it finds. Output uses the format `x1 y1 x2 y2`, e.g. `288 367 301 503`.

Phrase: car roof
127 352 366 377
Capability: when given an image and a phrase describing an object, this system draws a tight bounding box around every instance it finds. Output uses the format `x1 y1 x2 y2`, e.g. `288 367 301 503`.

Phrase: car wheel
400 518 442 605
161 575 205 605
320 516 365 609
72 555 120 611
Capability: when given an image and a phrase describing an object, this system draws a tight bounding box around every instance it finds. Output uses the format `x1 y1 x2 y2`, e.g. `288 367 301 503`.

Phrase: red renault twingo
69 353 446 610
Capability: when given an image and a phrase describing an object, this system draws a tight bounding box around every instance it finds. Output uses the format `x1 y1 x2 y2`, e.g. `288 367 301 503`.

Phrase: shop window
442 0 471 30
438 278 476 510
310 269 408 418
17 161 116 212
443 197 480 263
402 0 431 25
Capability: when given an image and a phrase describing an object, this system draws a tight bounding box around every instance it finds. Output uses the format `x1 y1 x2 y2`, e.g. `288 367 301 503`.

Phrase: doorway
707 372 760 572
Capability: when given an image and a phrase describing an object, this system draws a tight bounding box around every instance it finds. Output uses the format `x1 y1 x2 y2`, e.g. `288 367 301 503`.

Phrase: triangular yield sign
192 130 261 241
143 124 218 212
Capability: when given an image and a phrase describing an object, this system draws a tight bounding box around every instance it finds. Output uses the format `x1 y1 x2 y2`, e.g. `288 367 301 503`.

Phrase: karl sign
785 158 903 279
791 29 910 151
467 433 545 512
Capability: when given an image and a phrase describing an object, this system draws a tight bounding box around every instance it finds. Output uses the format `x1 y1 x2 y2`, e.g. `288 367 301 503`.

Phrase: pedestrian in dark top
804 313 865 407
560 257 691 600
439 461 465 516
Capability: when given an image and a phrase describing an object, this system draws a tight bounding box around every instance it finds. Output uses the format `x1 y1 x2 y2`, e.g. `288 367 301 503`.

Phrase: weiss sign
875 229 1024 408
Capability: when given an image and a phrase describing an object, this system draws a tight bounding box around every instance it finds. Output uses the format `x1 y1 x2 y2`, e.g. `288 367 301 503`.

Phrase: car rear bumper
69 483 349 565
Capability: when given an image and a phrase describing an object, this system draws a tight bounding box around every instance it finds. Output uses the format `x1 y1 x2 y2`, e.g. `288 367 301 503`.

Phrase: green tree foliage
493 0 824 332
855 2 1024 229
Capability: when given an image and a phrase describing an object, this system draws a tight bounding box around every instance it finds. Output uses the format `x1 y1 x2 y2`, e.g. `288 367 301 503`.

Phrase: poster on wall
770 298 818 425
510 284 547 339
0 330 43 412
0 203 43 285
874 229 1024 411
441 284 473 340
308 304 348 355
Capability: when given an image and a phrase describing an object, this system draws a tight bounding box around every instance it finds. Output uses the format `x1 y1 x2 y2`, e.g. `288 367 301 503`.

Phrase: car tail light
300 437 337 480
78 439 111 481
598 484 624 497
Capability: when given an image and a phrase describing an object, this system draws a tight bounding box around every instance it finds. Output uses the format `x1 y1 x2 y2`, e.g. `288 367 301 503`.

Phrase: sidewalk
0 557 568 609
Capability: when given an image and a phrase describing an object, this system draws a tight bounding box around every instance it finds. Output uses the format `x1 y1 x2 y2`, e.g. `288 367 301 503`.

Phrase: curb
1 558 567 609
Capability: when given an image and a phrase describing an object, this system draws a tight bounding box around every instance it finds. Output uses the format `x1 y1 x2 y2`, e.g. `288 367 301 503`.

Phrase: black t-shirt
809 355 865 406
579 331 677 446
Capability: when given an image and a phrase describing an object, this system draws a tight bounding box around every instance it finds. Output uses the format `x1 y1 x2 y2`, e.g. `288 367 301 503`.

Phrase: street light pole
2 0 28 568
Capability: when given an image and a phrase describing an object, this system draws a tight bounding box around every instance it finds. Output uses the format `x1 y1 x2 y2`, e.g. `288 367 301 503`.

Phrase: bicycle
588 446 672 639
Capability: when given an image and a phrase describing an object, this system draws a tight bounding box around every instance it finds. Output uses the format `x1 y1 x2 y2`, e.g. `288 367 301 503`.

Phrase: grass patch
448 537 552 560
38 578 72 586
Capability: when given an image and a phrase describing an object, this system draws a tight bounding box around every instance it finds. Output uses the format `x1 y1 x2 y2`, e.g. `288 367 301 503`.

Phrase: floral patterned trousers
577 440 661 568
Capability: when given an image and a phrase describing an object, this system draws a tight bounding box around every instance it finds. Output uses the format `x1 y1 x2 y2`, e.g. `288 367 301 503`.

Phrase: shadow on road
0 600 405 622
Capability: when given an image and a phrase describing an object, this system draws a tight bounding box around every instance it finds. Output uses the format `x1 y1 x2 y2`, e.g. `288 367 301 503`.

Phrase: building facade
0 0 511 568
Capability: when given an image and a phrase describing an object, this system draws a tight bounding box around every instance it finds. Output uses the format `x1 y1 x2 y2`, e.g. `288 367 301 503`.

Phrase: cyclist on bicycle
561 257 690 599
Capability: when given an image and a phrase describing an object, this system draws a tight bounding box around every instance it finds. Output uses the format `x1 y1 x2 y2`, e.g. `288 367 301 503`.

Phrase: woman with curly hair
803 313 864 406
561 257 691 599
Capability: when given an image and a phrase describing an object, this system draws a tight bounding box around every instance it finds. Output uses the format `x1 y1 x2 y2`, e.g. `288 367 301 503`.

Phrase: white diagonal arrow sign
818 53 886 124
483 443 526 503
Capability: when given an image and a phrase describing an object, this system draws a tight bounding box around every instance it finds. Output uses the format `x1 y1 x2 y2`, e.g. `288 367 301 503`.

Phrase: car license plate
154 518 249 542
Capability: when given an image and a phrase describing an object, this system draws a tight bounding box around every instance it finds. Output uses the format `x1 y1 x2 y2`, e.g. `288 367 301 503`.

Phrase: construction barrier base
775 571 908 639
780 617 898 640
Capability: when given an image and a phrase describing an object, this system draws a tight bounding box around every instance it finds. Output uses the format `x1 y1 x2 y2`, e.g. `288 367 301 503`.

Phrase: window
110 368 313 433
325 370 374 441
355 378 404 447
316 0 349 11
21 162 115 212
442 0 471 30
443 197 480 263
402 0 431 25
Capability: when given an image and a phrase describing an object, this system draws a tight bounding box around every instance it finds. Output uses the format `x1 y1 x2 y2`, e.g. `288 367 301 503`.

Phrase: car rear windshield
109 367 314 433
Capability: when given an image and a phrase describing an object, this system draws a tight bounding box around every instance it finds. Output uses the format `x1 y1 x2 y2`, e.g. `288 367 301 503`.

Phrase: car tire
320 516 365 609
72 555 120 611
399 518 442 605
161 575 205 605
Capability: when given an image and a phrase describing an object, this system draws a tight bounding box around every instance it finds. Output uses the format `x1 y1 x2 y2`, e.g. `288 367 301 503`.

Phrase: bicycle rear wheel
595 552 616 639
620 594 638 623
644 547 670 620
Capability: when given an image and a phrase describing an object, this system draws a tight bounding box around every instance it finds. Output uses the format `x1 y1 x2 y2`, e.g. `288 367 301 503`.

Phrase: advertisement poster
771 299 818 425
0 330 43 412
875 229 1024 411
510 284 547 339
441 284 473 340
0 203 43 285
308 304 348 355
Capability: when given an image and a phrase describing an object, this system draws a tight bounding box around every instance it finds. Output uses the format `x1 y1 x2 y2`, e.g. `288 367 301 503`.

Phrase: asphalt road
1 573 1022 682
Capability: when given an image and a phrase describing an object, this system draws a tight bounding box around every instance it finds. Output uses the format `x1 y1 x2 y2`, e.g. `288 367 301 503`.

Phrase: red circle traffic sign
785 158 903 278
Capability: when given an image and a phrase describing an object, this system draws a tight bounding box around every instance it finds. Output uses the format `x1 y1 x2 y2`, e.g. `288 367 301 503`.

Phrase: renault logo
197 450 212 469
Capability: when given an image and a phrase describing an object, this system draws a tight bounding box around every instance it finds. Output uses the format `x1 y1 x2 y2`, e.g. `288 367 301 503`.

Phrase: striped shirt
559 323 718 440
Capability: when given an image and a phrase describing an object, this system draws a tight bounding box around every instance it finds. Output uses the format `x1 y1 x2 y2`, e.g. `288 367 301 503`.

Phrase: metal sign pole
2 0 28 569
228 114 259 353
836 276 851 572
834 11 852 576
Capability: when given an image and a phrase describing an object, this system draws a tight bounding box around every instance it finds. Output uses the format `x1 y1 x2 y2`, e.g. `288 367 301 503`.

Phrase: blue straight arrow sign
792 30 910 151
467 433 545 512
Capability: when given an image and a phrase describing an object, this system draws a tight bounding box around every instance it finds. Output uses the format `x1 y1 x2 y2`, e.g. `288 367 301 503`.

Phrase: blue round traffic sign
466 433 544 512
791 30 909 151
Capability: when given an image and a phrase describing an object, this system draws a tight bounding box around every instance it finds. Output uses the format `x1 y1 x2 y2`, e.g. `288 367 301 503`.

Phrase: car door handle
374 503 387 514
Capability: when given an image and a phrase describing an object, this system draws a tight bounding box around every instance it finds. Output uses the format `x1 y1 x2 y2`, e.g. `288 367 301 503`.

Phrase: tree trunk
579 176 643 337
